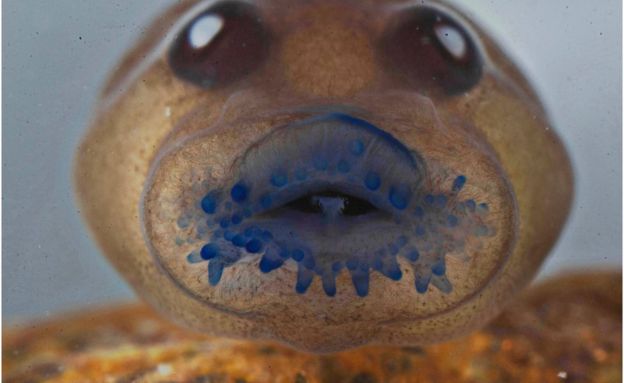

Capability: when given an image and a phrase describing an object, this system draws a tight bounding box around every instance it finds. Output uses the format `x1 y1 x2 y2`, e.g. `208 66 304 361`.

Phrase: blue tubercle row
175 115 493 297
183 172 490 297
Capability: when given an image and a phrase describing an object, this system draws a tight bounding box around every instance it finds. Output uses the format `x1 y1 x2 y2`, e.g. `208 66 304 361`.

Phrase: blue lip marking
327 113 419 169
208 261 225 286
406 249 420 261
351 269 370 297
219 218 230 229
185 172 489 297
389 185 412 210
364 172 381 190
187 252 204 263
332 261 343 272
382 260 403 280
260 252 284 273
231 214 242 225
337 159 350 173
179 113 490 298
232 234 247 247
292 249 305 262
350 139 365 156
396 235 408 247
346 258 359 270
322 274 337 297
415 274 431 294
270 171 288 187
201 194 218 214
414 206 425 217
465 199 476 211
230 183 248 203
435 195 447 208
447 215 459 227
431 260 446 276
200 243 219 260
302 255 316 269
453 175 467 191
296 267 314 294
295 167 308 180
313 157 328 171
259 194 272 209
245 239 263 253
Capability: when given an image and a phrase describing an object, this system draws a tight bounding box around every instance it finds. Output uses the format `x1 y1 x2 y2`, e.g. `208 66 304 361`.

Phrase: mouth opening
284 189 378 217
172 113 494 297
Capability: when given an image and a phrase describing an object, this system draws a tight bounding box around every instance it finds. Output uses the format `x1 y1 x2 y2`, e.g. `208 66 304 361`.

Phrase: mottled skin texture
75 0 573 352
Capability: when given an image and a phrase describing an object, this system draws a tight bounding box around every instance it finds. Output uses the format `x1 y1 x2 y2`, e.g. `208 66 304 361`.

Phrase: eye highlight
381 7 483 95
168 1 269 88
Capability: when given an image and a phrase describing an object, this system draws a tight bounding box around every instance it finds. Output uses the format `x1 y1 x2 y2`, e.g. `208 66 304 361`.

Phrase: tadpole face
75 0 573 352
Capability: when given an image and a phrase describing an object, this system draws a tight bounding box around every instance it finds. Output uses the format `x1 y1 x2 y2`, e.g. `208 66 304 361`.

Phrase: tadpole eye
381 7 483 95
168 1 269 88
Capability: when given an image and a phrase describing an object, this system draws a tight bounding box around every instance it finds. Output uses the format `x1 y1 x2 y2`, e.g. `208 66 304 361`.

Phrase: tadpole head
75 0 573 352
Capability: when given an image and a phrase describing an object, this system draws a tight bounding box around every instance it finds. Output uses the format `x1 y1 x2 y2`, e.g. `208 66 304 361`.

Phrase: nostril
284 190 378 217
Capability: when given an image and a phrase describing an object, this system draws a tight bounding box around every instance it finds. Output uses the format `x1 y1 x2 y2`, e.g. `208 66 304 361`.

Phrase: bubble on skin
174 114 494 297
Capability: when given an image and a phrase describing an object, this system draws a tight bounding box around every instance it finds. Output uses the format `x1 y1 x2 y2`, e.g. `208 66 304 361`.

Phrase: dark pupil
168 2 268 88
286 191 377 217
382 7 482 95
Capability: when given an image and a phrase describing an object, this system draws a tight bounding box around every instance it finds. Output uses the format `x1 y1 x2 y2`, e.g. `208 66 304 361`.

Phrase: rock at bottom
3 271 621 383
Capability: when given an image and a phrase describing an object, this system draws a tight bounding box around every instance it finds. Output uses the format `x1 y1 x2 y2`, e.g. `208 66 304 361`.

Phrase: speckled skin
74 0 573 352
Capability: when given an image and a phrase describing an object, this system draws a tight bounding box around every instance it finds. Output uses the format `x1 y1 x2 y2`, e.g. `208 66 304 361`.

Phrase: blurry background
3 0 621 320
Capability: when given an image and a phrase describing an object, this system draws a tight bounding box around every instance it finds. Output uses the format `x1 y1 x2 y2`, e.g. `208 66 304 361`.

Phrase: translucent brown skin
74 0 573 352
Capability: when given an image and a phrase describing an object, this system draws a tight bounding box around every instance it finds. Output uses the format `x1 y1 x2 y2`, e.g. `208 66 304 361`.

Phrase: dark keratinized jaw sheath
176 113 492 297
